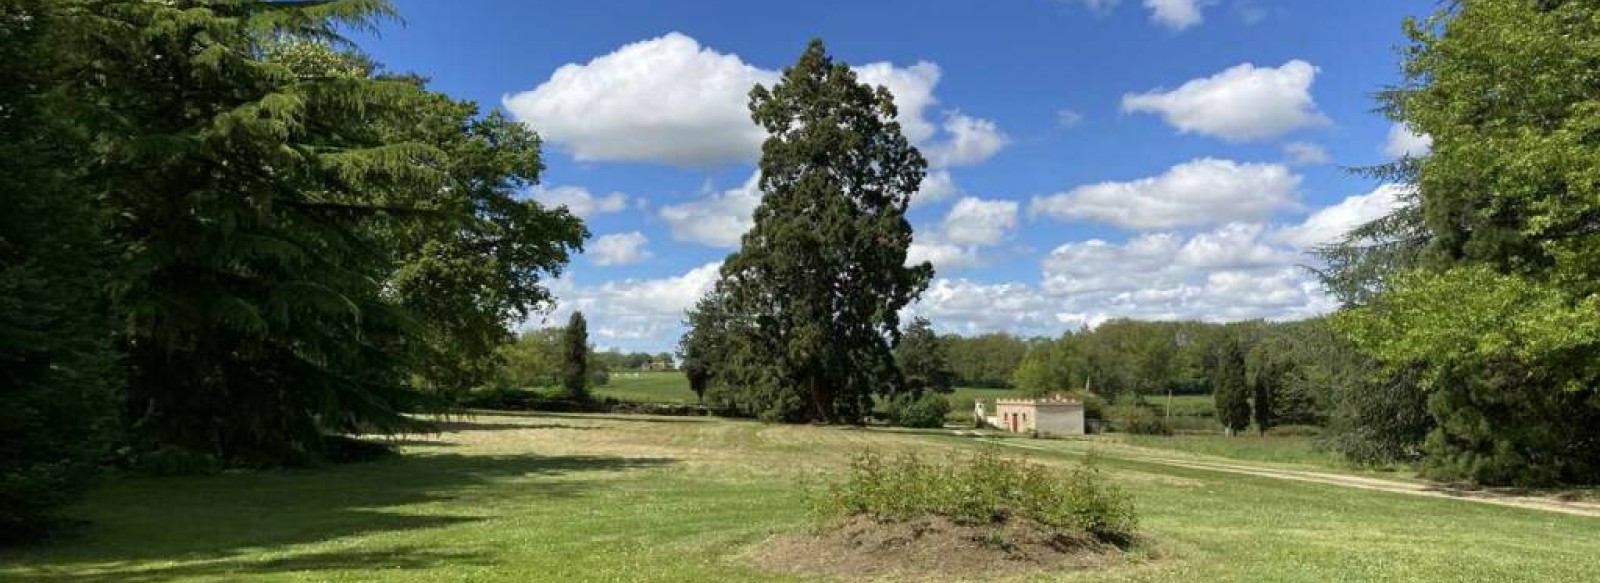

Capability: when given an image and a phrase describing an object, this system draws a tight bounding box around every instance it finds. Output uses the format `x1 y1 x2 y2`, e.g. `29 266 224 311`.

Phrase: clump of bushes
884 393 952 428
810 450 1136 539
1117 407 1172 436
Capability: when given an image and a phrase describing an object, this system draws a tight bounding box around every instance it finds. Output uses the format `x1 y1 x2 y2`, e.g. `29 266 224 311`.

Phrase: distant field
594 371 698 403
596 374 1024 424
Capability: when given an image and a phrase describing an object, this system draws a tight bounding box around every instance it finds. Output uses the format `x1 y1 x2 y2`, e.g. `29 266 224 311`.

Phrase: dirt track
976 437 1600 518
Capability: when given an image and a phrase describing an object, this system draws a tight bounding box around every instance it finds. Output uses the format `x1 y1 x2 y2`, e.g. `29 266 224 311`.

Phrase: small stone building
976 395 1085 437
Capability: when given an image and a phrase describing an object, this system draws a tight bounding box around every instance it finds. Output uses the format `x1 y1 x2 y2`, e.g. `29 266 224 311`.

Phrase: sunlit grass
4 413 1596 582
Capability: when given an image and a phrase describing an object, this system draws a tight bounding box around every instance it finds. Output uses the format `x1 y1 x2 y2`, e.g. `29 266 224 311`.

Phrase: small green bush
810 450 1136 539
1117 407 1172 436
885 393 951 429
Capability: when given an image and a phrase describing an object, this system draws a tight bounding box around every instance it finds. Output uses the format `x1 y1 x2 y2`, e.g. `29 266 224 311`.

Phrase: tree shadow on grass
18 546 494 583
488 410 719 424
3 452 672 582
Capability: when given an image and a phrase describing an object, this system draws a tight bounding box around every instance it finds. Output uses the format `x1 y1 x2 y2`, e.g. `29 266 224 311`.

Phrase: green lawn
1108 433 1356 471
5 413 1597 582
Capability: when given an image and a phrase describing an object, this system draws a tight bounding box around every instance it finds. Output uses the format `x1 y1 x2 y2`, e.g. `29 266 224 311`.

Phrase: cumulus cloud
911 279 1066 337
926 114 1010 167
504 33 773 167
907 241 982 272
1034 223 1330 322
943 197 1020 246
1272 183 1408 249
530 185 628 218
1283 142 1331 166
1122 60 1327 142
506 33 1006 168
1062 0 1208 31
908 196 1020 273
914 169 962 207
1385 122 1433 159
659 173 761 248
539 262 722 344
589 232 652 266
1030 158 1302 229
1144 0 1205 30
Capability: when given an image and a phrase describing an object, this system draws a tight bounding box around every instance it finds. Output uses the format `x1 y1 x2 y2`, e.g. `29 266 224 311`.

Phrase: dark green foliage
1325 0 1600 485
1246 345 1289 436
1210 340 1251 437
884 393 951 429
943 333 1030 388
3 0 582 469
810 450 1136 539
895 318 954 396
561 312 590 401
1117 407 1171 436
0 0 122 541
685 40 931 423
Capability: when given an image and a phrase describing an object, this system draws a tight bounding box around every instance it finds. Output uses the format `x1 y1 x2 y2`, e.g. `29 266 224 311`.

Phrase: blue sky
352 0 1434 352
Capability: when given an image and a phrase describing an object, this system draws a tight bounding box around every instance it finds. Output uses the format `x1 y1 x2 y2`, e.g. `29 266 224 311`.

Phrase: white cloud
1144 0 1205 30
504 33 774 167
1063 0 1208 31
1122 60 1327 142
1030 158 1302 229
589 231 652 266
1033 223 1332 323
911 279 1065 337
506 33 1006 170
927 114 1010 167
530 185 628 218
1283 142 1331 166
908 196 1020 272
659 173 761 249
540 262 722 343
1272 183 1409 249
1385 122 1433 159
853 62 942 145
914 169 962 207
907 241 982 272
943 197 1020 246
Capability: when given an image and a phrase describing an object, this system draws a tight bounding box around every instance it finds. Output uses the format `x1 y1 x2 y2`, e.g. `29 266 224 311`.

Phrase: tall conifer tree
700 39 932 423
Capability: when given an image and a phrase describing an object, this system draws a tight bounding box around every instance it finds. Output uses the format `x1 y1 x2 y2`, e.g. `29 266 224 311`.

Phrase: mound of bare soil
748 516 1136 582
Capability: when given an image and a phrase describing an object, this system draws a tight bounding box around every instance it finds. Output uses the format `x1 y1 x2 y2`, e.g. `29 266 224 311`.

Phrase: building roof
994 394 1083 408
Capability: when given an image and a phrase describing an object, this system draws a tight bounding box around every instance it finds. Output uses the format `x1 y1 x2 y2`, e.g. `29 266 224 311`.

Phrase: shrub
885 393 951 429
1117 407 1172 436
810 450 1136 539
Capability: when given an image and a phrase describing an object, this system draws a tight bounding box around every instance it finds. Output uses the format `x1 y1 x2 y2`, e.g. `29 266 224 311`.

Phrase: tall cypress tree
561 312 590 401
705 39 932 423
1212 339 1251 437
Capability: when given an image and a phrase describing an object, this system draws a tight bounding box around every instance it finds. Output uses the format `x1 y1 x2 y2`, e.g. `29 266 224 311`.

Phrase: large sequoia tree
685 40 932 423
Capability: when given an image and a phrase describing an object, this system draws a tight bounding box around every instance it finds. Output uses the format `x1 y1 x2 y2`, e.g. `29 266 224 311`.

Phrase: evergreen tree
561 312 590 401
49 0 580 465
1211 340 1251 437
0 0 122 541
679 291 732 403
697 39 932 423
895 318 954 396
1246 346 1283 436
